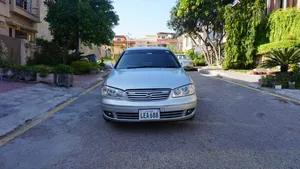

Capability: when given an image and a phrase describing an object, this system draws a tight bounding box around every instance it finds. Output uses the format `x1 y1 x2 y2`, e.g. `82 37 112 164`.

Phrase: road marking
201 74 300 105
0 82 103 148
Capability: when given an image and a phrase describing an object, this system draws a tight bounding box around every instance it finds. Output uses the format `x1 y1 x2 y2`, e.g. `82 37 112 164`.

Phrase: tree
263 48 300 73
223 0 265 69
44 0 119 52
168 0 230 67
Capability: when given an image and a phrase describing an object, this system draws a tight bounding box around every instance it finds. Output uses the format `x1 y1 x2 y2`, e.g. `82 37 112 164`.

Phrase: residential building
112 35 135 59
181 33 206 54
112 32 182 57
37 0 52 41
157 32 174 40
267 0 300 14
135 38 148 47
0 0 41 65
145 35 157 47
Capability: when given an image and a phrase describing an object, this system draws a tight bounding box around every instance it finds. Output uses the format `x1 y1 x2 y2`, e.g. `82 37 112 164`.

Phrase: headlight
101 86 126 99
171 84 195 98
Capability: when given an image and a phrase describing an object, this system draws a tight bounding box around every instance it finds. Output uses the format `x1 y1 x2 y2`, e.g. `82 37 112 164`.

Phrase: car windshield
115 50 180 69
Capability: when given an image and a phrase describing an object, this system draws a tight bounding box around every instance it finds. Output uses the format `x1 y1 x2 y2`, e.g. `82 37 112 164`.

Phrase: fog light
104 111 114 118
186 108 195 116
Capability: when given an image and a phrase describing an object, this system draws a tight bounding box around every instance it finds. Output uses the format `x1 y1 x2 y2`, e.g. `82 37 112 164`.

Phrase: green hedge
71 61 98 75
267 8 300 42
257 40 300 55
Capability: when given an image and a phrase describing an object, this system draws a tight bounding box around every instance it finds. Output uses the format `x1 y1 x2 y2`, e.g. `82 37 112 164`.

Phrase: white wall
37 0 52 40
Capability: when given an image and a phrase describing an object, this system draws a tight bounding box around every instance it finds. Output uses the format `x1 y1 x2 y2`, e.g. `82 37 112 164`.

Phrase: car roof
125 47 170 51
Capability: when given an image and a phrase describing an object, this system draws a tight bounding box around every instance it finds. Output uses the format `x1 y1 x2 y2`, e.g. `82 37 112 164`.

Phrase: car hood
104 68 192 90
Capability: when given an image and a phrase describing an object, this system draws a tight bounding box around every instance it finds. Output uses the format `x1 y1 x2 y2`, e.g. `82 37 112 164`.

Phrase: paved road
1 72 300 169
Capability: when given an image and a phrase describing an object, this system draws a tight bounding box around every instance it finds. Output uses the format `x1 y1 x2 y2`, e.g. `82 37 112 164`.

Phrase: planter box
24 71 37 81
0 68 3 74
3 68 14 78
275 85 282 89
288 82 295 89
90 69 99 75
56 74 73 88
36 73 55 84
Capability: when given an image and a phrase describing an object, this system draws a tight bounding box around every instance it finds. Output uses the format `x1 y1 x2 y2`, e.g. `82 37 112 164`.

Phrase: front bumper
101 94 197 122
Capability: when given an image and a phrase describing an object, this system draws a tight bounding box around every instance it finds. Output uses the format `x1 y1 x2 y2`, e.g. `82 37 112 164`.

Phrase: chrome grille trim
115 111 185 120
126 89 171 101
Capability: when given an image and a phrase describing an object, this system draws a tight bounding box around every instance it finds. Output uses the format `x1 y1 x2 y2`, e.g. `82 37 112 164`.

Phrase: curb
81 70 110 90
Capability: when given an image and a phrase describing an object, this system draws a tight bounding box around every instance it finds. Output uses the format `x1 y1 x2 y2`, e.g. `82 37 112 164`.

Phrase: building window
117 38 121 41
15 30 27 39
9 28 12 37
16 0 32 11
158 36 161 38
162 36 166 39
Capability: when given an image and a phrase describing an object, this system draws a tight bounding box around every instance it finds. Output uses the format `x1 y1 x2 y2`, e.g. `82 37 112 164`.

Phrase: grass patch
228 69 250 73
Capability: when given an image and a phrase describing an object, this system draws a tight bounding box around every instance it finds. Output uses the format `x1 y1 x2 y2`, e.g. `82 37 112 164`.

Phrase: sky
112 0 177 39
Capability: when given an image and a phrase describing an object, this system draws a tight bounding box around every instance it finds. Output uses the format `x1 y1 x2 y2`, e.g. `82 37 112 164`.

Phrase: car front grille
126 89 171 101
115 111 185 120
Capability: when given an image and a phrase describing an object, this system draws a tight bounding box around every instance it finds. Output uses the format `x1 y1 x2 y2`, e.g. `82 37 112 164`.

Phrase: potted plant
288 81 295 89
275 82 282 89
3 64 14 78
0 59 8 74
23 66 37 81
12 65 26 80
36 65 55 84
55 64 74 88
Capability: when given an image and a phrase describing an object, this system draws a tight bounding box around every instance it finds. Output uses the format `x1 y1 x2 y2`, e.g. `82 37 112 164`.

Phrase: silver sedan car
176 54 193 67
101 47 197 122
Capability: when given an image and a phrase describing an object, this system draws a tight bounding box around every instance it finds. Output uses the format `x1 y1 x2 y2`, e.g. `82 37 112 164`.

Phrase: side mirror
105 63 114 70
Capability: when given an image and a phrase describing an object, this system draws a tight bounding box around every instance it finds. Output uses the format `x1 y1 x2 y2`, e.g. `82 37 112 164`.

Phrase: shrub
257 40 300 55
185 49 197 60
290 65 300 89
222 57 231 70
0 59 8 68
55 64 73 74
98 59 106 68
26 39 81 66
103 56 113 60
71 61 98 75
194 54 207 66
267 8 300 42
259 75 275 88
275 72 291 88
262 48 300 73
35 65 53 78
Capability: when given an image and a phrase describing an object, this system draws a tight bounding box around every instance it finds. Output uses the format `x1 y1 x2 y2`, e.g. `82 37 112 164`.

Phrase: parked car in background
175 54 193 67
101 47 197 122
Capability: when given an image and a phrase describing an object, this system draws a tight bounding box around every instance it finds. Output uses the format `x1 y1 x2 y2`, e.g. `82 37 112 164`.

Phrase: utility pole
77 0 81 55
127 32 131 48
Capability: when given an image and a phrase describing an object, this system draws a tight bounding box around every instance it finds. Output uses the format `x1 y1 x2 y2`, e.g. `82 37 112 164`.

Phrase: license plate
139 109 160 120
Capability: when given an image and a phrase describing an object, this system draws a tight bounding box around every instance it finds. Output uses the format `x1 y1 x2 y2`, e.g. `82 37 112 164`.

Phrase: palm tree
263 48 300 72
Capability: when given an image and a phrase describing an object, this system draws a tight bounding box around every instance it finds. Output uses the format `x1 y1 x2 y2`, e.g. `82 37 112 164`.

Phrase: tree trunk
281 65 289 72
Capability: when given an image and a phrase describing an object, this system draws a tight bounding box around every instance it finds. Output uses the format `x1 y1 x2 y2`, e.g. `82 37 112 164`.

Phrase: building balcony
10 0 40 23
